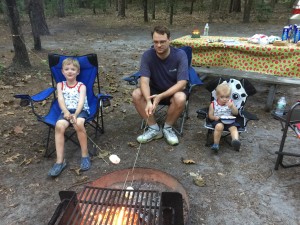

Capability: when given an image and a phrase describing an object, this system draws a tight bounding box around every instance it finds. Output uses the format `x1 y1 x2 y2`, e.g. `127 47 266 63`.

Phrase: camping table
171 35 300 111
271 101 300 170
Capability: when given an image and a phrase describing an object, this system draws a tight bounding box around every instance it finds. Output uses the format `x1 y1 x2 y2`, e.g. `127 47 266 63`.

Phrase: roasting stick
122 117 149 191
71 117 109 165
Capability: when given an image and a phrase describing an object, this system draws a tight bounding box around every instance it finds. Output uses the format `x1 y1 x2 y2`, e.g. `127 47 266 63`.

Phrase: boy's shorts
211 120 240 130
150 86 188 105
57 109 89 121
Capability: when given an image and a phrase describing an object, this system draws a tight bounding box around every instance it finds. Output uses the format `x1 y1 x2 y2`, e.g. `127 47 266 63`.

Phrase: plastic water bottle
204 23 209 36
275 97 287 116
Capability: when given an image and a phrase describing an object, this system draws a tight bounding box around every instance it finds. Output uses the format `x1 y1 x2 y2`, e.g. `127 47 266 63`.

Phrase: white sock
149 123 159 131
164 123 172 129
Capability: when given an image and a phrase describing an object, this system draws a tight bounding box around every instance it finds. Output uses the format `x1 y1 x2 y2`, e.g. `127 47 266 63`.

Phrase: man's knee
132 88 142 101
171 92 186 106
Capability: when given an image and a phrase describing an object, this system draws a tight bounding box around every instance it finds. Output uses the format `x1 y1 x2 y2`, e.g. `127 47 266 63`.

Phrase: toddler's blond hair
216 81 231 97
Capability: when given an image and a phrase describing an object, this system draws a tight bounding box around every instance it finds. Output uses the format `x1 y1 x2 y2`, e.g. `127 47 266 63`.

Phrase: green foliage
256 0 273 22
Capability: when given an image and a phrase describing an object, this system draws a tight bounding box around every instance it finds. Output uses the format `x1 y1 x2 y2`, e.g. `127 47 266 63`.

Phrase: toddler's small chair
197 77 258 147
14 53 112 157
124 46 203 135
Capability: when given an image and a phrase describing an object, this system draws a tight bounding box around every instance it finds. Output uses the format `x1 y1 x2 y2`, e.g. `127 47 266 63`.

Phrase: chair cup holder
20 99 30 107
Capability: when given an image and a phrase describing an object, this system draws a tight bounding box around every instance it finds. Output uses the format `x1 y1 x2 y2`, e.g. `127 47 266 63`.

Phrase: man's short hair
62 58 80 70
151 26 170 39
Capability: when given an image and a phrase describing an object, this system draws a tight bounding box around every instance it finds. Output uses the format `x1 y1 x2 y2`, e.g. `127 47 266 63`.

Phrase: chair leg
44 127 55 158
205 130 213 147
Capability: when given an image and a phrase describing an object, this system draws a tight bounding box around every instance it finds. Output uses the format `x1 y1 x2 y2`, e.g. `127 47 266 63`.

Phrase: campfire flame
94 207 139 225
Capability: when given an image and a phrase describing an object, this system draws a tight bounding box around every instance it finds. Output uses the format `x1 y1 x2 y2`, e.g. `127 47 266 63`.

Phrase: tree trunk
5 0 31 68
28 0 41 50
152 0 155 20
243 0 253 23
117 0 126 17
211 0 221 11
229 0 241 13
143 0 148 22
190 0 194 15
57 0 65 17
169 2 174 25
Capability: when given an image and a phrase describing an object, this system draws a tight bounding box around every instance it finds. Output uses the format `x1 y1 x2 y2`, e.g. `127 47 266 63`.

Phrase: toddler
208 81 241 152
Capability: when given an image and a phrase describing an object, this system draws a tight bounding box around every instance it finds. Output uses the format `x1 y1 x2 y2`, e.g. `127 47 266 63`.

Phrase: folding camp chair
272 100 300 170
124 46 203 135
14 53 112 157
196 77 258 147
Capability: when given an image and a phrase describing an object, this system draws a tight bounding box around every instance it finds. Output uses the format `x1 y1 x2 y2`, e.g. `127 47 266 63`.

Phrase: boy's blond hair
216 81 231 96
62 58 80 70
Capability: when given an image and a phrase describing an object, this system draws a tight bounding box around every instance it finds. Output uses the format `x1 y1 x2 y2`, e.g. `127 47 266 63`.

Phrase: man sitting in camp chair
132 25 189 146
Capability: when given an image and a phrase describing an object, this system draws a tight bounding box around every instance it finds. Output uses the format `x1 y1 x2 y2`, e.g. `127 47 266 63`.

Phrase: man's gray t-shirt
139 47 189 92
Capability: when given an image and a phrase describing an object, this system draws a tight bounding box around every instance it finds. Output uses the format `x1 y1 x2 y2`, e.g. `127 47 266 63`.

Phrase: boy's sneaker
231 139 241 151
163 127 179 146
211 144 219 152
48 160 67 177
137 127 163 143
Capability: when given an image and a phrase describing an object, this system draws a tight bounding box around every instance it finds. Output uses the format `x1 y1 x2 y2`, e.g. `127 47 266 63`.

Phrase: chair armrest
196 108 208 119
14 87 56 102
123 71 141 85
242 110 259 121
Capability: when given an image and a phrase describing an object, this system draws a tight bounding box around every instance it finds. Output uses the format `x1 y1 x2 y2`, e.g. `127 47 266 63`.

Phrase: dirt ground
0 8 300 225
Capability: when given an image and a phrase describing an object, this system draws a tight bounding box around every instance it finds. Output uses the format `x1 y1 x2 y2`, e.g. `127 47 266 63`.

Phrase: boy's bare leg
74 118 88 157
132 88 156 125
55 120 69 163
214 123 224 144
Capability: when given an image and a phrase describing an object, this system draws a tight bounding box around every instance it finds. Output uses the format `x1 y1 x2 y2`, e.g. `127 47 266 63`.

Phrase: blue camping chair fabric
196 77 258 147
124 46 203 135
14 53 112 157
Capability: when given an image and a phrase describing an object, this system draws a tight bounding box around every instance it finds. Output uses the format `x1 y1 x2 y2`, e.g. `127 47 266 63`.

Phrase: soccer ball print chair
123 46 203 135
196 77 258 147
14 53 112 157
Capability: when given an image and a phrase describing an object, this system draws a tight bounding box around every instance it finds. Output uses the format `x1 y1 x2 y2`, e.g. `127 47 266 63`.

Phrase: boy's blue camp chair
14 53 112 157
124 46 203 135
196 77 258 148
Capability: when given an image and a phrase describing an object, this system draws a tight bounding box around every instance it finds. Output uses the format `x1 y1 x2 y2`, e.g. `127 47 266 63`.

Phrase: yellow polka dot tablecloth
171 35 300 78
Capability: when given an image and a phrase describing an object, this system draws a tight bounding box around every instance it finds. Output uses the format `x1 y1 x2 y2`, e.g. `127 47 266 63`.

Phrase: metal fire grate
48 186 184 225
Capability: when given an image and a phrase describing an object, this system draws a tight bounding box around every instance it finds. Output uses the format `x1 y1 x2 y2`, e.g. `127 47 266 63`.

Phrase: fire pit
48 168 190 225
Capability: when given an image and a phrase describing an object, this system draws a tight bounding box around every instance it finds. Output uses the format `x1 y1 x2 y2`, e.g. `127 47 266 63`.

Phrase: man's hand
144 94 161 117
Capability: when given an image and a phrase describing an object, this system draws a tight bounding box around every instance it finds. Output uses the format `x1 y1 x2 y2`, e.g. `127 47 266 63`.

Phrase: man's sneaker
137 127 163 143
231 139 241 151
163 127 179 146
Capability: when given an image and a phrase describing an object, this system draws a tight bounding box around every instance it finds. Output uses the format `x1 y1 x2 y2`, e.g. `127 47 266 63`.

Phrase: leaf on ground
0 85 13 89
181 157 196 164
14 126 24 134
70 167 81 176
193 175 206 187
75 176 89 183
5 153 22 163
127 142 139 148
3 100 14 106
41 100 47 106
97 150 110 159
6 112 15 115
19 157 33 166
